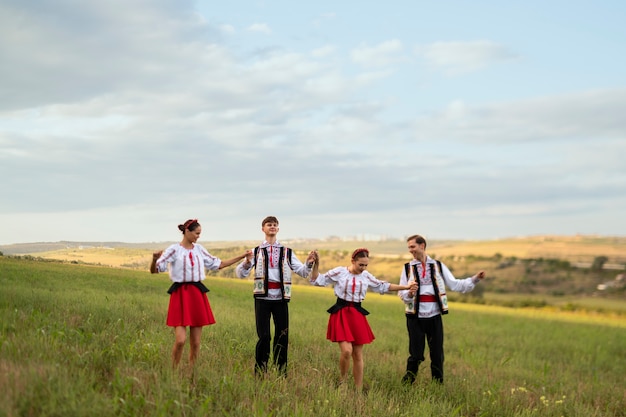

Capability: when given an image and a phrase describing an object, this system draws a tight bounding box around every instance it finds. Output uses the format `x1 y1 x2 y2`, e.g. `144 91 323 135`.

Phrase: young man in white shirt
398 234 485 384
236 216 317 376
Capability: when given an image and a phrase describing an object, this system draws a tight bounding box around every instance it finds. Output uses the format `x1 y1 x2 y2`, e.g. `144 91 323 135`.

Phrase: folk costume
154 243 222 327
311 266 394 345
235 240 312 374
398 256 481 383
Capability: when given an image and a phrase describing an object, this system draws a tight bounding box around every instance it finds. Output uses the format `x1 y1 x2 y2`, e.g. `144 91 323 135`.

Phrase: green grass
1 256 625 416
14 241 626 304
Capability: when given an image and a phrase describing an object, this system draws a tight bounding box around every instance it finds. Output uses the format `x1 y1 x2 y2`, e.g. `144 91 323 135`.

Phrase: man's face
262 222 279 236
407 239 425 259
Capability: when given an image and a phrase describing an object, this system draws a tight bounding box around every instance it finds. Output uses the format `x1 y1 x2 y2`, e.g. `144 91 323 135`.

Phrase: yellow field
26 234 626 269
428 235 626 263
32 247 153 269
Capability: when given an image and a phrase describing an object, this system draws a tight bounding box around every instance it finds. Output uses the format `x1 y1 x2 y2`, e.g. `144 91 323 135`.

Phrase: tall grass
1 256 625 416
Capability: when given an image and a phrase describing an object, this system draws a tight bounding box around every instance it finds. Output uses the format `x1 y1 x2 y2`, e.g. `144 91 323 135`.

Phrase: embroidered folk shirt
311 266 391 302
235 240 311 300
155 243 222 283
398 256 480 318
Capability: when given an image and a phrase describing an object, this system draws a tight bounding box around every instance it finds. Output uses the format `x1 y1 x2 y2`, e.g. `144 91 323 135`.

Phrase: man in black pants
398 234 485 384
236 216 317 375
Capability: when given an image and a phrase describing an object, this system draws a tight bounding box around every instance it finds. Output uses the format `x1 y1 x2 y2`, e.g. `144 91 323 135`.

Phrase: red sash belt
267 282 282 289
419 294 437 302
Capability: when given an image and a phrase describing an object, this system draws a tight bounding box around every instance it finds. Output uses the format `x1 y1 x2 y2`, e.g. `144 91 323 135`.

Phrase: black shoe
401 373 415 386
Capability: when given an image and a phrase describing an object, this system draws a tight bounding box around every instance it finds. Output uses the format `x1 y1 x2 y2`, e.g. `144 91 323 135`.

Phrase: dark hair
351 247 369 261
407 234 427 248
262 216 279 226
178 219 200 233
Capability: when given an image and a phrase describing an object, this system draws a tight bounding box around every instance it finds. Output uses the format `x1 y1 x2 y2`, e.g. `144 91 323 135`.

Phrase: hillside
2 234 625 264
1 235 624 310
2 256 625 416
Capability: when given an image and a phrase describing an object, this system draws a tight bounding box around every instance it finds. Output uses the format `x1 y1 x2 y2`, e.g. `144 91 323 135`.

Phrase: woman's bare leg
189 326 203 366
338 341 353 384
172 326 187 367
352 344 364 390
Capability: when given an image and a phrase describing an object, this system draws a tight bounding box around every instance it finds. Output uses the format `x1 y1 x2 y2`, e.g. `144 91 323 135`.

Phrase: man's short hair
262 216 279 226
407 234 427 248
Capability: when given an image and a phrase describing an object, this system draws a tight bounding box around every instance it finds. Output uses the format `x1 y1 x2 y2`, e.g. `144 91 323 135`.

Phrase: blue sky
1 0 625 245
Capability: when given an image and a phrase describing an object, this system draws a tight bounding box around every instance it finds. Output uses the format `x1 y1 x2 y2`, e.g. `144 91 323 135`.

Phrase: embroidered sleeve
198 245 221 271
366 272 391 294
156 246 176 273
313 266 343 287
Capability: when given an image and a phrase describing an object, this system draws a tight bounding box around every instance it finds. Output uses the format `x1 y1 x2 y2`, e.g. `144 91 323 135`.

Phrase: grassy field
1 256 625 417
10 235 625 314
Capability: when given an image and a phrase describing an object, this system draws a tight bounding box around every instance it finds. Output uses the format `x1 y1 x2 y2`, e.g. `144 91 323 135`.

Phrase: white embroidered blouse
155 243 221 282
311 266 391 302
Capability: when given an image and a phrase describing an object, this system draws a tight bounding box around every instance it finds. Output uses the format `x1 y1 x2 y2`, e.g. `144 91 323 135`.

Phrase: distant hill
0 240 259 255
0 241 170 255
2 235 625 264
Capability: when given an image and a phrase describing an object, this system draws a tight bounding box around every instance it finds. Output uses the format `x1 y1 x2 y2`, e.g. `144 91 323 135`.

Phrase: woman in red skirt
150 219 250 368
309 248 417 390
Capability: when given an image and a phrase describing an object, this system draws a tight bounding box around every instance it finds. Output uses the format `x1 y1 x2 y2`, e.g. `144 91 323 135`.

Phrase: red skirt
326 306 375 345
166 283 216 327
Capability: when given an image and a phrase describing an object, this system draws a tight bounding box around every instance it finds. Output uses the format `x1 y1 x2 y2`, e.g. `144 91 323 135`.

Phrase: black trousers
403 314 444 383
254 298 289 374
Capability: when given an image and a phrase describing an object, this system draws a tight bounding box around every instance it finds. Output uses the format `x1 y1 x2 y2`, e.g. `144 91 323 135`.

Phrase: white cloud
311 45 336 58
351 39 405 68
0 1 624 244
412 88 626 144
354 70 394 85
416 40 518 75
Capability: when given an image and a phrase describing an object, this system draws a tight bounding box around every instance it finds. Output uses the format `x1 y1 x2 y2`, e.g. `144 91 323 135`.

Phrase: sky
1 0 625 245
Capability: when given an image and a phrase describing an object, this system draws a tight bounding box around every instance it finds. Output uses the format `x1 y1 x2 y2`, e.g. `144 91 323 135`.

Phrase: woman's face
185 226 202 243
351 256 369 274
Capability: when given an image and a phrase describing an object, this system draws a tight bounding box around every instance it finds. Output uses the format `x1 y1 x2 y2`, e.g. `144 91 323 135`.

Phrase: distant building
597 273 625 291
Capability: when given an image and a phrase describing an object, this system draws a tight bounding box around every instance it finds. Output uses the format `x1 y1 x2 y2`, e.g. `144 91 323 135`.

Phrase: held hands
243 249 254 266
306 250 319 266
307 250 320 281
407 281 418 297
150 251 163 274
